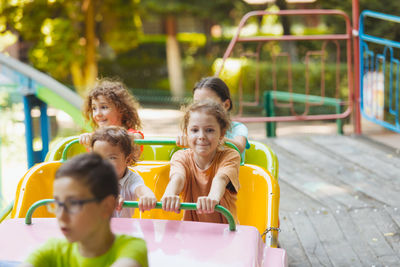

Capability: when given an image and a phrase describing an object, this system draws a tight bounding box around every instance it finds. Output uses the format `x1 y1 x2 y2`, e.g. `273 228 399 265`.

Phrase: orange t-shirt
170 148 240 224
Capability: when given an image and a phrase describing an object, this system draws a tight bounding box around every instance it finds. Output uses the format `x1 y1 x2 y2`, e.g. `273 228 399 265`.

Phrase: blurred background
1 0 400 207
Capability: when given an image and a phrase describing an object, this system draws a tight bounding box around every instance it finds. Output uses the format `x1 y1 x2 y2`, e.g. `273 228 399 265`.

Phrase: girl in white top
91 126 156 217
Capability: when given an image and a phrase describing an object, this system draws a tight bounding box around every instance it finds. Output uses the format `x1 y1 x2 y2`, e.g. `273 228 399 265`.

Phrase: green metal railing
0 200 14 223
264 91 344 137
25 199 236 231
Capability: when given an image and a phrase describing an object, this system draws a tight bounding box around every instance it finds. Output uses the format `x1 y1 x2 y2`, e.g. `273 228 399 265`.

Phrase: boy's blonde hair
83 78 142 131
181 100 231 136
91 126 139 165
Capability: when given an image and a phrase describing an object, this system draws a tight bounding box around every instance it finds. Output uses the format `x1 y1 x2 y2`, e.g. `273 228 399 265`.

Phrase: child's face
193 87 230 111
92 95 123 127
92 140 129 179
53 177 108 244
187 111 223 159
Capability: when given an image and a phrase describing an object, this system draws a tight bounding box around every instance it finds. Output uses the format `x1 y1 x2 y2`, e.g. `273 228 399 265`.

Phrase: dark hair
55 153 119 199
193 77 233 111
182 100 231 136
91 126 138 164
83 77 142 130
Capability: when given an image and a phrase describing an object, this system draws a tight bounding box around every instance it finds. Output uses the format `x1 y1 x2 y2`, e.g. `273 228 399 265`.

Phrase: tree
0 0 142 96
141 0 251 98
319 0 400 41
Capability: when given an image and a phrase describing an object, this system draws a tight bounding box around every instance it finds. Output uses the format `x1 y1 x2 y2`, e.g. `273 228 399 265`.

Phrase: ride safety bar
61 138 244 165
25 200 237 231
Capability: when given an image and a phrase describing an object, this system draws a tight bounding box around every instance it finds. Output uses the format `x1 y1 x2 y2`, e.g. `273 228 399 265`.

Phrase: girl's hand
116 195 124 211
138 196 157 212
176 134 189 148
79 133 93 148
161 195 181 213
196 196 219 214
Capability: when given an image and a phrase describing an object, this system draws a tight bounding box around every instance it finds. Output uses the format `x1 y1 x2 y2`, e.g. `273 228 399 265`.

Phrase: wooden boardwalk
261 135 400 267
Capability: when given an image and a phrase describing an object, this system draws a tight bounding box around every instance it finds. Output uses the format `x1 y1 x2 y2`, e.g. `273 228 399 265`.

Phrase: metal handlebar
61 138 244 165
25 200 236 231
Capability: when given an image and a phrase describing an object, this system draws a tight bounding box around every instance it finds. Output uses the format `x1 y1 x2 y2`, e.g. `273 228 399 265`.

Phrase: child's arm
175 134 189 148
196 174 230 214
224 136 247 154
111 258 142 267
79 133 93 150
128 131 144 159
161 173 185 213
135 185 157 212
115 195 124 211
132 132 144 140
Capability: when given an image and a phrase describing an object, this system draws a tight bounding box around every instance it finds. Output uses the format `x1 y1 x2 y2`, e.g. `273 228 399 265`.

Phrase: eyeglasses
46 198 99 215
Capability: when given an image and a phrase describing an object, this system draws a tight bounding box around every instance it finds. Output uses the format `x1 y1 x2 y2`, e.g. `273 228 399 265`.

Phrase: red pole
352 0 362 134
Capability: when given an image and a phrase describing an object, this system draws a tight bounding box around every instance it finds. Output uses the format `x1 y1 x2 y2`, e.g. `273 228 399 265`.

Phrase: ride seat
11 161 62 218
133 161 280 239
11 159 279 242
45 137 279 180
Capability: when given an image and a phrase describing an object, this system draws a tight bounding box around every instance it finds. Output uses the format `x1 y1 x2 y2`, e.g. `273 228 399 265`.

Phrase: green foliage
0 0 142 86
100 0 142 53
140 0 251 23
99 42 166 90
218 59 349 100
98 39 229 93
319 0 400 42
29 17 83 81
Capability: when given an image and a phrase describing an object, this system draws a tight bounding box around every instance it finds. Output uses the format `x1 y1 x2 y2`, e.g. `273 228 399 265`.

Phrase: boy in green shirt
21 153 148 267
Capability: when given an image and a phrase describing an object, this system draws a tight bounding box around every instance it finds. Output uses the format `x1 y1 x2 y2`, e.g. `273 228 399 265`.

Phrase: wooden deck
261 135 400 267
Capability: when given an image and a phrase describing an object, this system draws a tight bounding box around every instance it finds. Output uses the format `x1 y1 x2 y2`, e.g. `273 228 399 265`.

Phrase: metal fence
216 10 353 132
359 10 400 133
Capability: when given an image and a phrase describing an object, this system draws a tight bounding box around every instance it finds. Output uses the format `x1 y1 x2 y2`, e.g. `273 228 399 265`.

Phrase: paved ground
265 135 400 266
1 107 400 266
140 107 400 151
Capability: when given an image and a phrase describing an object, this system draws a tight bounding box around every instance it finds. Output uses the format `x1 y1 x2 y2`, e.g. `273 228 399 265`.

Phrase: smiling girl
162 100 241 223
176 77 250 160
79 78 143 155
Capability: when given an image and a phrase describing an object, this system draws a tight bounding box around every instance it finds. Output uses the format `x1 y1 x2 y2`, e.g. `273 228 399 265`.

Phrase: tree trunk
165 15 184 98
276 0 297 62
70 61 84 95
72 0 98 97
83 0 97 95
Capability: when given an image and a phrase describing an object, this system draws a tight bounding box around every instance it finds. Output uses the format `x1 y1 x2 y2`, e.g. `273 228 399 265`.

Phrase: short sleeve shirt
225 121 250 160
170 148 241 224
113 169 145 218
26 234 148 267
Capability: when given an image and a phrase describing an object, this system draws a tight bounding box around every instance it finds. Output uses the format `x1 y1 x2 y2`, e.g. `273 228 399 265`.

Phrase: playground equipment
0 140 285 266
0 53 85 168
0 206 286 266
44 137 279 180
264 91 344 137
214 10 353 137
359 10 400 133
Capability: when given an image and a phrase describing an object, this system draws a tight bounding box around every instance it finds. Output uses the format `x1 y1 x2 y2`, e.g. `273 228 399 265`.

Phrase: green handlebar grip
61 139 80 162
123 201 236 231
25 200 236 231
133 139 176 145
25 199 55 225
0 200 14 223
